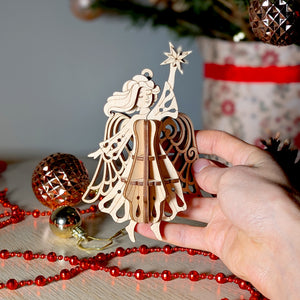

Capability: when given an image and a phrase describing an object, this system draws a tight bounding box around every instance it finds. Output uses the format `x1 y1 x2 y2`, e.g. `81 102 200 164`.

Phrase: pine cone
262 135 300 191
249 0 300 46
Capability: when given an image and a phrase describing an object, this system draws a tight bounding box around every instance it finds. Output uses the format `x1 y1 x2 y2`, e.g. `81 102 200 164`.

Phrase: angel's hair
103 70 160 117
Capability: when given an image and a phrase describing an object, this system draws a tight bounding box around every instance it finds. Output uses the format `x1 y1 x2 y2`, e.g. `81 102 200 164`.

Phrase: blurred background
0 0 203 162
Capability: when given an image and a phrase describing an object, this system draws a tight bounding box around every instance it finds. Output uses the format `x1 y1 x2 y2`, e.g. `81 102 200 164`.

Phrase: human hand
136 130 300 299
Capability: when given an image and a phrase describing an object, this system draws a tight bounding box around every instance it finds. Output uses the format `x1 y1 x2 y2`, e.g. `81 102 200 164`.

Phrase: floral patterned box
198 37 300 148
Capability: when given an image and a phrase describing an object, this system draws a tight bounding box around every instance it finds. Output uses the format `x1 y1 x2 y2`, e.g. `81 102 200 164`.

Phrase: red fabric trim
204 63 300 83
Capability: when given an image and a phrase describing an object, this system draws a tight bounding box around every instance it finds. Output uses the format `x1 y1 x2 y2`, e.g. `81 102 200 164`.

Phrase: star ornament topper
161 42 192 74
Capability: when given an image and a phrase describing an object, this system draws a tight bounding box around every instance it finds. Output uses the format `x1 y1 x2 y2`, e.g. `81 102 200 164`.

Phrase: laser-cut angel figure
82 43 193 242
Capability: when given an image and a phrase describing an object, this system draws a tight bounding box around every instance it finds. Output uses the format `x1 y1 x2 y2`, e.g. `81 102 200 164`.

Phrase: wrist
267 244 300 299
264 210 300 299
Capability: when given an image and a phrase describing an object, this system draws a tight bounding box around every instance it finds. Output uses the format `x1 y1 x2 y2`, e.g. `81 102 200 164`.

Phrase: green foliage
93 0 255 40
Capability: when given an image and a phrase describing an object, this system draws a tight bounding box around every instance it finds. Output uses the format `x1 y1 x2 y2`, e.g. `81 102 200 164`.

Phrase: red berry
35 275 46 286
139 245 149 254
80 259 90 270
32 209 40 218
239 280 248 289
209 253 219 260
23 250 33 260
161 270 172 281
134 269 145 280
69 255 79 266
47 252 57 262
0 250 10 259
6 279 18 290
163 245 173 254
215 273 226 284
110 266 120 277
188 270 199 281
60 269 71 280
187 248 196 255
115 247 126 257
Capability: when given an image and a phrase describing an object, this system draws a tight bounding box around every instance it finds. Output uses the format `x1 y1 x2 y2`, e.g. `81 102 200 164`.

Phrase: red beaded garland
0 188 267 300
0 246 267 299
0 188 96 230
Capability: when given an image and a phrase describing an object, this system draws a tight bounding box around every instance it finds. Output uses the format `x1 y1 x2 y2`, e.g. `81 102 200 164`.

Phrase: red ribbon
204 63 300 83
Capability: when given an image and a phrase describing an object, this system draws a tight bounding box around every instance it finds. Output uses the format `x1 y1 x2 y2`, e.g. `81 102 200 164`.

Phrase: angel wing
82 113 133 205
160 112 201 195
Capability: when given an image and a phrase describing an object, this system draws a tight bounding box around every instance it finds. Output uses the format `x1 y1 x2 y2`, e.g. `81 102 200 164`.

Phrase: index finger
195 130 264 166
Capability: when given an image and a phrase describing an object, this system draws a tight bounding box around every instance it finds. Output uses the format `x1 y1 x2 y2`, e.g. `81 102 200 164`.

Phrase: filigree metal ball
49 206 82 238
32 153 89 209
249 0 300 46
70 0 102 21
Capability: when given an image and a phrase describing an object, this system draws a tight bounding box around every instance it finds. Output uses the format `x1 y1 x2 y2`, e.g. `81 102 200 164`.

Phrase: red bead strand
0 189 267 299
0 189 97 229
0 246 266 299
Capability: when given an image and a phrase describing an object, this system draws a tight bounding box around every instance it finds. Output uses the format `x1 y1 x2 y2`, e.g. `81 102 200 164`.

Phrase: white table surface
0 158 252 300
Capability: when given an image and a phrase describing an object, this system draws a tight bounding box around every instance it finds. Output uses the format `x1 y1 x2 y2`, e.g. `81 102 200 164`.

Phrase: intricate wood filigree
160 113 200 195
82 43 196 242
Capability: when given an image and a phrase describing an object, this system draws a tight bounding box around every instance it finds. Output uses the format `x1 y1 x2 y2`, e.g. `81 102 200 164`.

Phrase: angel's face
136 87 155 109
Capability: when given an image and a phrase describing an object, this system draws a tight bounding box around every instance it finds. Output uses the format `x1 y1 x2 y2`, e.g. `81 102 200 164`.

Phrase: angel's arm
147 80 178 120
166 66 176 90
148 43 191 120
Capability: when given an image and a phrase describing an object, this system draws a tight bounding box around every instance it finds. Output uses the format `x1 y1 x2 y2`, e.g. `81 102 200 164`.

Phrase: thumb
192 158 227 195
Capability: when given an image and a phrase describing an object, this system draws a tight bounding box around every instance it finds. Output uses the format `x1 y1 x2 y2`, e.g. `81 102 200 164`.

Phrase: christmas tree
70 0 300 45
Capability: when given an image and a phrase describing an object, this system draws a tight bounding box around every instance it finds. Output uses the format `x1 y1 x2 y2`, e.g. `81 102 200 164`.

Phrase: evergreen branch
214 0 254 40
210 29 237 40
224 0 254 40
93 0 255 39
216 0 235 11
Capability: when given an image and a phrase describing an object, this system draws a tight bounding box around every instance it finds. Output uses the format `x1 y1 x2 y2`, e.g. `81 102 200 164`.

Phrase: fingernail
192 159 210 173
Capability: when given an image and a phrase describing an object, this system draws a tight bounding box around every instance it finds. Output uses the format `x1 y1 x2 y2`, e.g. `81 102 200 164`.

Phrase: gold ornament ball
49 206 82 238
70 0 102 21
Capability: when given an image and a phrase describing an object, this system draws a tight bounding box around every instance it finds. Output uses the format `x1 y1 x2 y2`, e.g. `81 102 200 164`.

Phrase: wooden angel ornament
82 43 200 242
